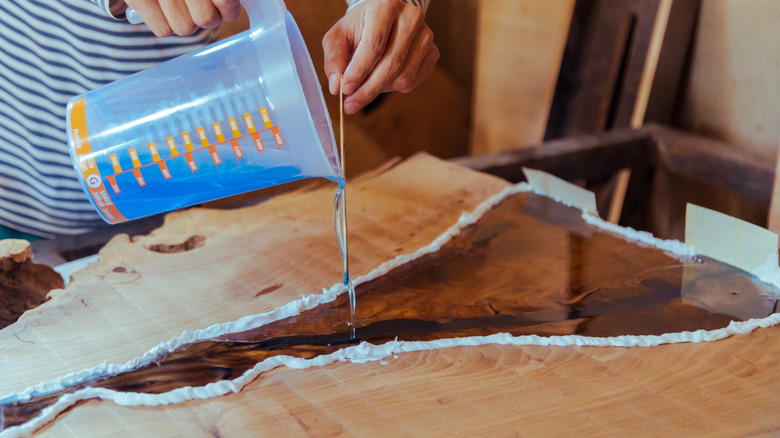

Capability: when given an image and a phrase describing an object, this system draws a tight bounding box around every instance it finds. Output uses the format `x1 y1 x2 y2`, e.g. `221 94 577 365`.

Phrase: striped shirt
0 1 218 237
0 0 428 238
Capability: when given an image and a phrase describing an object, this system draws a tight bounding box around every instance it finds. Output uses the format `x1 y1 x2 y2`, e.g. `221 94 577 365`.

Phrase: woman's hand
125 0 242 36
323 0 439 114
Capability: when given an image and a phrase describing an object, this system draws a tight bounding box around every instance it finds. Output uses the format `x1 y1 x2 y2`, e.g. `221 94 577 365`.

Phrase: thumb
322 25 352 95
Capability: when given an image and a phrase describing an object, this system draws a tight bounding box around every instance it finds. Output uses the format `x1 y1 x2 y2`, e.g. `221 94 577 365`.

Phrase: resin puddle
2 190 778 433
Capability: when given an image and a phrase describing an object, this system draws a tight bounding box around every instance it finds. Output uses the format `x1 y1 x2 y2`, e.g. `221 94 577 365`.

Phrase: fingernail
342 82 356 95
328 74 339 95
344 101 360 114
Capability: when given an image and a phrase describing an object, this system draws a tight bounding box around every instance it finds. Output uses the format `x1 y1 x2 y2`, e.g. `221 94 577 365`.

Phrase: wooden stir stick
340 74 346 178
339 73 347 259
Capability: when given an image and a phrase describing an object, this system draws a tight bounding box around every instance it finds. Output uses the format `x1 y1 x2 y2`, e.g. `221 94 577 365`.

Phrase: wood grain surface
34 329 780 437
3 155 780 437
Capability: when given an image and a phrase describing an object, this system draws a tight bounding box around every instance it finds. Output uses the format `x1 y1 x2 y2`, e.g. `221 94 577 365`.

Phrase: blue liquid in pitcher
86 112 339 222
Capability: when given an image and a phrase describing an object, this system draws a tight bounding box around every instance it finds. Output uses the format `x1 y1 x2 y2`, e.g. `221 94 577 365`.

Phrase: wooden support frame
452 123 775 233
540 0 700 225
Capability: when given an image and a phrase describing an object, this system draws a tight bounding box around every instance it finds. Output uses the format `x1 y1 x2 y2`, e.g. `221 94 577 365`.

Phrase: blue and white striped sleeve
347 0 430 13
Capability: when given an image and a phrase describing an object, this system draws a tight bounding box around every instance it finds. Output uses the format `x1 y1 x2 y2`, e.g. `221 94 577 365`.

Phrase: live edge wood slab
3 154 780 436
0 240 63 330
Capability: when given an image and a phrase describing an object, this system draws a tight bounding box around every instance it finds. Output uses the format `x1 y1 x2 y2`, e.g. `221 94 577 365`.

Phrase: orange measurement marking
197 127 209 147
182 132 195 152
158 161 171 179
107 175 121 194
132 168 146 187
69 97 92 156
230 140 244 158
243 113 256 134
228 117 241 139
109 154 122 174
212 122 226 143
259 107 273 129
252 133 264 152
71 96 127 224
209 146 222 166
272 127 284 147
185 152 198 172
148 142 161 162
166 137 180 157
129 148 142 168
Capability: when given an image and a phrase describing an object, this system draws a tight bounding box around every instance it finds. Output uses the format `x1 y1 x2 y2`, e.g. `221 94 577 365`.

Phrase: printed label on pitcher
70 98 128 222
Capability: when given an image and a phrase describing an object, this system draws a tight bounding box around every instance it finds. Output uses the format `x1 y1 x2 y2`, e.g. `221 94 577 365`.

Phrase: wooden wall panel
674 1 780 232
678 0 780 162
426 0 480 92
470 0 575 155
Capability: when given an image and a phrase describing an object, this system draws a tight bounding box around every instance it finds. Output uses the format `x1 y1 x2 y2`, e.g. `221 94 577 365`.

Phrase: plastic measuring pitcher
66 0 341 224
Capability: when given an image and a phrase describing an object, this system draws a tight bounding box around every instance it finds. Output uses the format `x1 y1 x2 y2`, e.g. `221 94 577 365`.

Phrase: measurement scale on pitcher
70 96 320 224
101 106 284 194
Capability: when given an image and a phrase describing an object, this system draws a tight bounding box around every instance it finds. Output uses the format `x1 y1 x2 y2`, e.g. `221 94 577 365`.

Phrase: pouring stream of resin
2 191 778 431
335 77 357 338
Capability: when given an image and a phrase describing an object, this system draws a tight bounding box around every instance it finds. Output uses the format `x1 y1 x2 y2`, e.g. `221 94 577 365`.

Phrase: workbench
3 125 779 437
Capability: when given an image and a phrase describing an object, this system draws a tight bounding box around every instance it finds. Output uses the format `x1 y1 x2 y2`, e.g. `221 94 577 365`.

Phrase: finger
342 72 383 115
126 0 173 36
342 6 426 113
212 0 242 22
400 42 439 93
322 24 352 95
343 56 387 114
343 40 437 115
341 3 397 96
364 5 425 94
159 0 198 36
384 27 437 93
184 0 221 29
